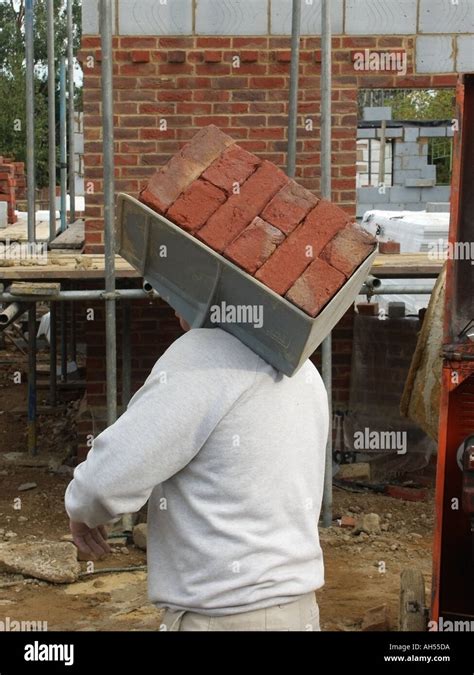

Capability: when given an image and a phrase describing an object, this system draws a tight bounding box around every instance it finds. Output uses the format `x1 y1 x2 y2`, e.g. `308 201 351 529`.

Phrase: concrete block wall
83 0 474 71
357 124 452 215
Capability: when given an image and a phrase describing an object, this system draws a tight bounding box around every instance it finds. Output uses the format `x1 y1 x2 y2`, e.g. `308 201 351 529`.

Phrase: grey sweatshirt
65 328 328 616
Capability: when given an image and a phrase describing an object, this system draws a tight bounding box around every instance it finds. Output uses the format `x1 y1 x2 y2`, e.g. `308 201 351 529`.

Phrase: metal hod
116 193 376 376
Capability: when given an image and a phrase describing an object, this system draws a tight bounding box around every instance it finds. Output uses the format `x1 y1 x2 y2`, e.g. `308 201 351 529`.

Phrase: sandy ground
0 347 434 631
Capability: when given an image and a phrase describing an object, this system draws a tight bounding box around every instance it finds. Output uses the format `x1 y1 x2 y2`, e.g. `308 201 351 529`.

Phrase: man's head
175 311 191 332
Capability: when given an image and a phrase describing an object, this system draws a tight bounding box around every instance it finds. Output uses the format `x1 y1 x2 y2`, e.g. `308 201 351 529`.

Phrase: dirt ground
0 346 434 632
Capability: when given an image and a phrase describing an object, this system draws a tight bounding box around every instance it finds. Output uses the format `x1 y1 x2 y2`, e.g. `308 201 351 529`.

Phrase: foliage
0 0 82 188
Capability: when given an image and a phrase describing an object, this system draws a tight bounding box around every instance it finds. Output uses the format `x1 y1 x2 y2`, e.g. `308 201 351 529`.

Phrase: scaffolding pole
59 58 68 233
27 303 37 455
0 289 161 303
47 0 56 243
0 284 434 306
321 0 333 528
287 0 301 178
60 301 67 382
25 0 36 243
67 0 76 225
49 303 57 407
100 0 117 426
122 301 132 409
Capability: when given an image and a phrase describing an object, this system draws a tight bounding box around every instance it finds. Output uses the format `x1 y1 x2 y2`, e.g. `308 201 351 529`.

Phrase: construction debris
0 541 80 583
17 482 37 492
385 485 427 502
132 524 147 551
361 604 391 631
339 516 356 528
337 463 371 481
353 513 381 535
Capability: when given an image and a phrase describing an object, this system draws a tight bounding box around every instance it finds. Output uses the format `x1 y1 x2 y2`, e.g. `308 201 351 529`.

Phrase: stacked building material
140 126 376 318
14 161 26 201
0 155 25 224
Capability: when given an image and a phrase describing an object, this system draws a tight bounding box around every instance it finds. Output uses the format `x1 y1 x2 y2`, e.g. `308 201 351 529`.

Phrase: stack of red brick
0 156 26 224
140 125 375 318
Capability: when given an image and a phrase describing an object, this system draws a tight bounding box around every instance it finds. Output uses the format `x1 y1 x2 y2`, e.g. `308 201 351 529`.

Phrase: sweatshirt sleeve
65 330 258 528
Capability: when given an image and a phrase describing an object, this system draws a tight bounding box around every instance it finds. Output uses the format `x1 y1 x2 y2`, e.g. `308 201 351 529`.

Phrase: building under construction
0 0 473 648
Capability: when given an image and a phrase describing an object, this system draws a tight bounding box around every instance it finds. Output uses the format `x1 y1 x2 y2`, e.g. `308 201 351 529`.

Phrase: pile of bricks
0 156 26 225
140 125 376 318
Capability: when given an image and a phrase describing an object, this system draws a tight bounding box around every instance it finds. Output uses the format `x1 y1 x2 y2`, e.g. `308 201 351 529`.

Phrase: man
65 313 329 631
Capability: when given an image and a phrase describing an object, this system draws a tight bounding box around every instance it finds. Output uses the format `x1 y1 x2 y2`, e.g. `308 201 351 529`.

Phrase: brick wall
77 33 456 458
80 34 456 253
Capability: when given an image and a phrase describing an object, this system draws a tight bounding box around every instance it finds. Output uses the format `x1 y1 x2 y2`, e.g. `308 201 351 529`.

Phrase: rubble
132 524 147 551
337 463 371 480
361 604 391 631
0 541 80 583
18 482 37 492
353 513 381 535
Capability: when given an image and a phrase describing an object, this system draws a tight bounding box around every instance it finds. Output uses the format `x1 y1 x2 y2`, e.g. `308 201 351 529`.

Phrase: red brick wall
76 34 456 458
79 34 456 252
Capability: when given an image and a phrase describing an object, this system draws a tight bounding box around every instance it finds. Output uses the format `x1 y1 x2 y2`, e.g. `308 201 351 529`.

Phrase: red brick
276 51 292 63
197 161 288 252
166 179 226 233
285 258 346 317
261 180 319 235
131 50 150 63
168 50 186 63
240 50 259 62
320 224 376 278
385 485 427 502
204 50 222 63
139 125 235 213
339 515 356 528
357 302 379 316
255 200 349 295
201 145 261 195
379 240 400 254
224 216 285 274
196 37 232 48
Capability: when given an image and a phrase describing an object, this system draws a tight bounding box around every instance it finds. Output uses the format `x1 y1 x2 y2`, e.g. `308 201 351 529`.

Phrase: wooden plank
0 252 442 281
0 254 138 279
370 254 443 278
49 220 85 250
0 215 60 243
9 281 61 296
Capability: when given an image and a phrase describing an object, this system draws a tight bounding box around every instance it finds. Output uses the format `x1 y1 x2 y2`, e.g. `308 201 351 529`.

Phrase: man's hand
70 521 112 560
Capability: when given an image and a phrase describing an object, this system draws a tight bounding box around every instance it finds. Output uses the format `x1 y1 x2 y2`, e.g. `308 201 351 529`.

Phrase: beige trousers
160 592 320 632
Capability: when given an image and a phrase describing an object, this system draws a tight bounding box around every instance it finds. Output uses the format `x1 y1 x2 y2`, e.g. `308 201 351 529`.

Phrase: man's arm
65 331 257 529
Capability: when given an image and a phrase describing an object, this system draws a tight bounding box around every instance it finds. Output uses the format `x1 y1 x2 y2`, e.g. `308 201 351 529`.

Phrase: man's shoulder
164 328 261 370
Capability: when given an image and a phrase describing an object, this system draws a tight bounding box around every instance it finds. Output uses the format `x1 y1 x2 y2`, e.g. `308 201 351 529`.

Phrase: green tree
388 89 455 121
358 88 455 121
0 0 82 188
